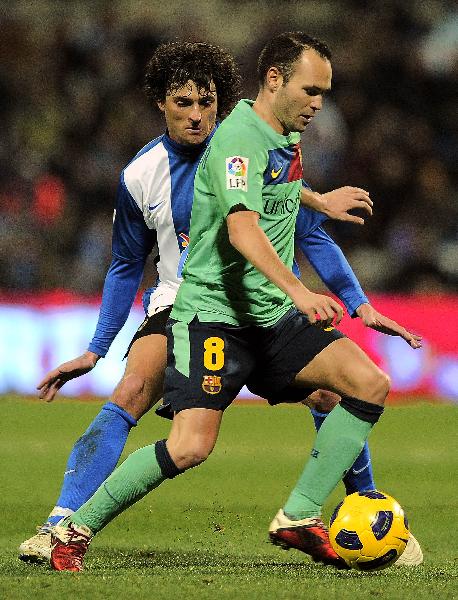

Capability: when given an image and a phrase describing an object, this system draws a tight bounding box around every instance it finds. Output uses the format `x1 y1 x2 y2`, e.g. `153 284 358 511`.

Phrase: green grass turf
1 397 457 599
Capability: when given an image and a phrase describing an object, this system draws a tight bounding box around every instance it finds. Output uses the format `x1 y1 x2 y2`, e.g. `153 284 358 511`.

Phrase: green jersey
172 99 303 326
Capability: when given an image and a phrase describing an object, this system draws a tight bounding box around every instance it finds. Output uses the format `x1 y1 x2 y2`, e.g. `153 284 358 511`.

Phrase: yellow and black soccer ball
329 491 409 571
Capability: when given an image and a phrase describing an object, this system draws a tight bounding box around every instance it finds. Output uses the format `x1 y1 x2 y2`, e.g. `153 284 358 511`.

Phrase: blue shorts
124 306 172 359
164 308 345 413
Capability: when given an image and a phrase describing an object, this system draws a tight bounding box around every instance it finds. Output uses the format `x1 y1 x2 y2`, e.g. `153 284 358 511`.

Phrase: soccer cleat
269 509 348 568
18 525 53 563
395 532 423 566
50 521 93 572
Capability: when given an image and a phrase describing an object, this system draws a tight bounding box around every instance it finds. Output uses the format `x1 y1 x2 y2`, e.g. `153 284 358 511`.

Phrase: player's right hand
320 187 373 224
37 351 100 402
293 291 344 327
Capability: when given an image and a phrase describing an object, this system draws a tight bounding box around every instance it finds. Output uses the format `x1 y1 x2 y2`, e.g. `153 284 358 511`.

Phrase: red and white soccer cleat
19 525 53 563
269 509 348 569
50 521 93 572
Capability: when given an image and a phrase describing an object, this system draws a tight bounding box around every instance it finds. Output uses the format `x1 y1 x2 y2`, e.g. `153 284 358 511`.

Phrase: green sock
284 404 373 520
71 444 166 533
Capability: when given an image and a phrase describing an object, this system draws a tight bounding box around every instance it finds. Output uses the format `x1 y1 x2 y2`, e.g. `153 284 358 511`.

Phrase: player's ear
266 67 283 91
157 101 166 113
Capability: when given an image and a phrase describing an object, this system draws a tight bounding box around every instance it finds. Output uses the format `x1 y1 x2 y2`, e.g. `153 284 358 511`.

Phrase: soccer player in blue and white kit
20 41 421 567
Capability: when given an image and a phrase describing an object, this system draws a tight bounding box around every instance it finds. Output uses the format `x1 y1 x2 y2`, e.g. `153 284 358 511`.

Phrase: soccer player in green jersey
50 32 421 571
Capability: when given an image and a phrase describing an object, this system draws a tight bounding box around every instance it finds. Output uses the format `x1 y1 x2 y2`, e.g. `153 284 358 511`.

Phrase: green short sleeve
206 136 266 217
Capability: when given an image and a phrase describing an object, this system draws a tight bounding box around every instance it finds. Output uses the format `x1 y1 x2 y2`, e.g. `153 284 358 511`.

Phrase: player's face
158 80 218 146
273 49 332 134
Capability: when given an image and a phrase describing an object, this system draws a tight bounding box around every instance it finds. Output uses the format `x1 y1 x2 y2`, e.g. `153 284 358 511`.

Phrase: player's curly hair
258 32 332 86
144 42 241 118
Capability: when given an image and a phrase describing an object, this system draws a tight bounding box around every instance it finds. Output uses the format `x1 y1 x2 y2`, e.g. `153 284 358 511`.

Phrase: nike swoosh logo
271 166 283 179
148 201 163 211
64 469 76 476
351 461 370 475
395 536 409 543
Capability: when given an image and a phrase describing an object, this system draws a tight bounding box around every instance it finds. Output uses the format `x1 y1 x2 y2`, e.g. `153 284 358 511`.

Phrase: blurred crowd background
1 0 457 296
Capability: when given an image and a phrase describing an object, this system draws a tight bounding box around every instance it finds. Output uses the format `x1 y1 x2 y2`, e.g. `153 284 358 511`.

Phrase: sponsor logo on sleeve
226 156 249 192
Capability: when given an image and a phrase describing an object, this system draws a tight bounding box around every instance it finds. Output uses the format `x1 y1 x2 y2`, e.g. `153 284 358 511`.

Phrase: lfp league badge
226 156 249 191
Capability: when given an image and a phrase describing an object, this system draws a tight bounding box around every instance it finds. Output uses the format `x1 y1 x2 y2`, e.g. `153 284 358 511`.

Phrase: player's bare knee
363 369 390 405
112 373 150 419
172 438 215 470
379 371 391 400
186 449 211 468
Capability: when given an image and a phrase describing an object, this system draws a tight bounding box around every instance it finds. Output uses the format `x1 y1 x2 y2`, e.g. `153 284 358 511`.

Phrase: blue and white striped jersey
88 129 368 357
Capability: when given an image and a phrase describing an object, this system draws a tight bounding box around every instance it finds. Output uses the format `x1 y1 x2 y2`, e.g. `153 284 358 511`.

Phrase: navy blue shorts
124 306 172 358
164 308 345 413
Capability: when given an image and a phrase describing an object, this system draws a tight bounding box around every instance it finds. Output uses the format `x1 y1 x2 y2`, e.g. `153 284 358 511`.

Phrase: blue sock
46 402 137 525
310 408 375 495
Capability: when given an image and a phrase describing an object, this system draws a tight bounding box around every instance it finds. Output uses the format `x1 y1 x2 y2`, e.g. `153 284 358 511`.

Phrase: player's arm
37 179 156 401
300 186 373 224
226 207 343 326
296 224 421 348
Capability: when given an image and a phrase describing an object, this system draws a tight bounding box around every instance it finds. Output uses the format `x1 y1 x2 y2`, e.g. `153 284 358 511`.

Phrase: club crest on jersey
202 375 222 394
226 156 248 192
178 233 189 248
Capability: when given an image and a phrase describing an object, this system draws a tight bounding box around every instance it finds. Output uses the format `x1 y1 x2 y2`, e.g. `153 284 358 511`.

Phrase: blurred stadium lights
1 294 457 401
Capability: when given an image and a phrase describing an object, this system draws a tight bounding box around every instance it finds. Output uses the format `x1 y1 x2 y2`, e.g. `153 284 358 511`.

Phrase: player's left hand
307 186 373 224
356 303 422 349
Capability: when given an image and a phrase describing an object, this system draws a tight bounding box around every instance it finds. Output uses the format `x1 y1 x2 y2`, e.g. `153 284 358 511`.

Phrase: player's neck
252 93 286 135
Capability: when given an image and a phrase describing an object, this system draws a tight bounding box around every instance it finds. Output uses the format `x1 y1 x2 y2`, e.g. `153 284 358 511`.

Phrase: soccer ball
329 491 409 571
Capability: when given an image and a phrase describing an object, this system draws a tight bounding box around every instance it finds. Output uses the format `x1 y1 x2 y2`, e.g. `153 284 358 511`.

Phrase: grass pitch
1 397 457 599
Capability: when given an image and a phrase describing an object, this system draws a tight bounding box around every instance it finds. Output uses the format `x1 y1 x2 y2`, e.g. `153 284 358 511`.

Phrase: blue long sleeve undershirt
88 257 146 357
88 175 156 357
296 226 369 317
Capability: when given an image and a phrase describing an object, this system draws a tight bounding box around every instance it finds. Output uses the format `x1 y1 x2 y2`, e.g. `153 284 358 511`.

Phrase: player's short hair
144 41 241 118
257 32 332 86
